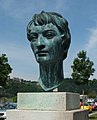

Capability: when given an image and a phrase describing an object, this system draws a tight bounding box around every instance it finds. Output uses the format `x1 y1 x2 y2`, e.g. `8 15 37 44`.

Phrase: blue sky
0 0 97 81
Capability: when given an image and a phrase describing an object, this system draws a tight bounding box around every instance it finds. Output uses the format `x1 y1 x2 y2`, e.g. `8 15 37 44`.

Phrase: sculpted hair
27 11 71 59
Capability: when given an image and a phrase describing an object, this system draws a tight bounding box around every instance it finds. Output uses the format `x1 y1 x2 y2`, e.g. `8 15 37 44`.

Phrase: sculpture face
30 23 64 64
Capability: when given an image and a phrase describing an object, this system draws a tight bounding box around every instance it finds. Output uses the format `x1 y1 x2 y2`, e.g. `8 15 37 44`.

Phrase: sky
0 0 97 81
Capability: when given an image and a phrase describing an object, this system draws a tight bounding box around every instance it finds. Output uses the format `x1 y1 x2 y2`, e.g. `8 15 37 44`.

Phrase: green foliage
87 90 97 98
71 50 95 85
0 54 12 87
12 96 17 102
4 78 44 97
58 78 81 93
0 77 97 98
89 114 97 120
0 97 8 104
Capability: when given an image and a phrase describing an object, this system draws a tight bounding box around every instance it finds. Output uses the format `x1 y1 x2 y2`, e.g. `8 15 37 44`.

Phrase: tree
0 54 12 87
71 50 95 85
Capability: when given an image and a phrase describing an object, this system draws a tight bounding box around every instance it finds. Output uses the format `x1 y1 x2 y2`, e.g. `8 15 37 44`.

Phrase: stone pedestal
7 109 88 120
17 92 80 110
6 92 88 120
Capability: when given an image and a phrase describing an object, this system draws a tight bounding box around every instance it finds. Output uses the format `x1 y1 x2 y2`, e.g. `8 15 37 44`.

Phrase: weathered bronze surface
27 11 71 91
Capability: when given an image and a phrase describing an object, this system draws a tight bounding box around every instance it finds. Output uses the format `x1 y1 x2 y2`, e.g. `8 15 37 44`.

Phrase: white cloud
85 27 97 51
84 26 97 79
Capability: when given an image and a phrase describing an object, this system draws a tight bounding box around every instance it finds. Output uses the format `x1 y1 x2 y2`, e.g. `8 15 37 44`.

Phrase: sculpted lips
36 51 48 57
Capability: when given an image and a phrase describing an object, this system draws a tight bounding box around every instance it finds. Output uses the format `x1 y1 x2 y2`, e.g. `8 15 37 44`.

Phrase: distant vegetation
0 77 44 98
0 77 97 99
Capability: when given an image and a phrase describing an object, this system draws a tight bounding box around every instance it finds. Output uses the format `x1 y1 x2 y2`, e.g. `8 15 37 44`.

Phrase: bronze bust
27 11 71 91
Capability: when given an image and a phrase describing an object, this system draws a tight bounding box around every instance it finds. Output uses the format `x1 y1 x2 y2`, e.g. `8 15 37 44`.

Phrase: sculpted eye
43 30 56 39
46 33 55 39
30 33 38 42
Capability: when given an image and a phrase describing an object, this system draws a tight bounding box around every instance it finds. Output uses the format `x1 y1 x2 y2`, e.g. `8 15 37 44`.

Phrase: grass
89 113 97 120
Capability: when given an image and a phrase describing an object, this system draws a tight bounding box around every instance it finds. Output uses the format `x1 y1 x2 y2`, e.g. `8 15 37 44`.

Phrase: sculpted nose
37 35 45 50
37 45 45 50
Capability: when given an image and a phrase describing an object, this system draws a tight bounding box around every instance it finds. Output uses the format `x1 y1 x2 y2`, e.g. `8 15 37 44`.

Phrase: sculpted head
27 11 71 91
27 11 71 64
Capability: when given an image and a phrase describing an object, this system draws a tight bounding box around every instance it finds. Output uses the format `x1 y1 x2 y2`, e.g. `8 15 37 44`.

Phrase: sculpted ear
61 35 70 50
61 34 71 60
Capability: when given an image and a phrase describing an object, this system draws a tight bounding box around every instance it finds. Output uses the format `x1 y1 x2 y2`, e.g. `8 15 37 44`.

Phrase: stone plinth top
17 92 80 111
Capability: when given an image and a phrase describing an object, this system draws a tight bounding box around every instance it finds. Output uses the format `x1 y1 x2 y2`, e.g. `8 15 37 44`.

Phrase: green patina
26 11 71 91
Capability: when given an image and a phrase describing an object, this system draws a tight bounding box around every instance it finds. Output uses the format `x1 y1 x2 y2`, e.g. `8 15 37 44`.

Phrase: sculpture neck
38 61 64 91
